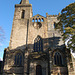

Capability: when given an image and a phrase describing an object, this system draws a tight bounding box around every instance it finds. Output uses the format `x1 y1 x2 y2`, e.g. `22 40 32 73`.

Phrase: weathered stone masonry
1 0 75 75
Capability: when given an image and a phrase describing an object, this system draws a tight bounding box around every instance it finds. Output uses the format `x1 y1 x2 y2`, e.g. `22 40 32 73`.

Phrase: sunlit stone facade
1 0 75 75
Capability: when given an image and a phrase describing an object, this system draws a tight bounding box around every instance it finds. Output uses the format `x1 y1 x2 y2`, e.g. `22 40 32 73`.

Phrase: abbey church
0 0 75 75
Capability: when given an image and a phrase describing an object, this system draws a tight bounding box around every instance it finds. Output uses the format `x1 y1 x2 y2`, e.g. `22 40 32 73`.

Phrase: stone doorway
36 65 42 75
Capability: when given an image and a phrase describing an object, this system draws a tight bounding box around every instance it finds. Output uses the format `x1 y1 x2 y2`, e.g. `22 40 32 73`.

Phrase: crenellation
46 13 58 17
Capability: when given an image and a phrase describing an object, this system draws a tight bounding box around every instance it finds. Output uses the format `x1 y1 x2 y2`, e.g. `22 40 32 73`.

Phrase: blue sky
0 0 75 59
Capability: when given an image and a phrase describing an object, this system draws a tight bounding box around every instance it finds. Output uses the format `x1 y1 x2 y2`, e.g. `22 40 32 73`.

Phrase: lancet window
54 52 63 66
15 53 22 66
21 10 25 19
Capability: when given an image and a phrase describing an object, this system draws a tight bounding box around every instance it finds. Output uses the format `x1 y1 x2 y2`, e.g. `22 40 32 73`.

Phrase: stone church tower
2 0 75 75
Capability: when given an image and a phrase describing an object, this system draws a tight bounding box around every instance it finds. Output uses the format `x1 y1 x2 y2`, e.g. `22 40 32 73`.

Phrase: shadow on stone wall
2 36 67 75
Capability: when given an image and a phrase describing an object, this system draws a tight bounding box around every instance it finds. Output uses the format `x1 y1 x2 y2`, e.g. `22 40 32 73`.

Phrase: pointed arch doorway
36 65 42 75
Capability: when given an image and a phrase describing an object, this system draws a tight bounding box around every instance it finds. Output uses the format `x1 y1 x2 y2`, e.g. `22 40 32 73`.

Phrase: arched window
34 36 43 52
38 18 41 22
35 18 38 22
15 53 22 66
54 52 63 66
41 18 44 22
32 18 35 22
21 10 25 19
54 22 56 29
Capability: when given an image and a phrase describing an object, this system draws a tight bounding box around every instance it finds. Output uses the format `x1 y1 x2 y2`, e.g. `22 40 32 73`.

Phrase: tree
55 2 75 51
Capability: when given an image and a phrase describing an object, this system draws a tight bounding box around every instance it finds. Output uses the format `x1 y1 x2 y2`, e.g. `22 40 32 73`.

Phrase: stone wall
47 14 64 50
67 55 75 75
9 4 32 50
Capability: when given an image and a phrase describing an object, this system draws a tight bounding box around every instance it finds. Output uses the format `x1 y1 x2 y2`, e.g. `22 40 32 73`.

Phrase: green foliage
55 3 75 51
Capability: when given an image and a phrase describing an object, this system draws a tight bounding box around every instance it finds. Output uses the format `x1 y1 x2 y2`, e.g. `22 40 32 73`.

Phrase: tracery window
15 53 22 66
54 52 63 66
34 36 43 52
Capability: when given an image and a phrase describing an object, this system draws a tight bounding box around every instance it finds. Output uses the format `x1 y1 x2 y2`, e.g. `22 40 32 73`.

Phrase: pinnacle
20 0 29 4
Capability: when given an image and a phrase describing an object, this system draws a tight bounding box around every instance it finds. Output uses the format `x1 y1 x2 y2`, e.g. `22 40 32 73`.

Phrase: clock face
33 22 42 29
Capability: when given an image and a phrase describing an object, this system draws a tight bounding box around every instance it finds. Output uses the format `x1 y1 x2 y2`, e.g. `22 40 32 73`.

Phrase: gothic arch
14 51 23 66
34 35 43 52
53 52 63 66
